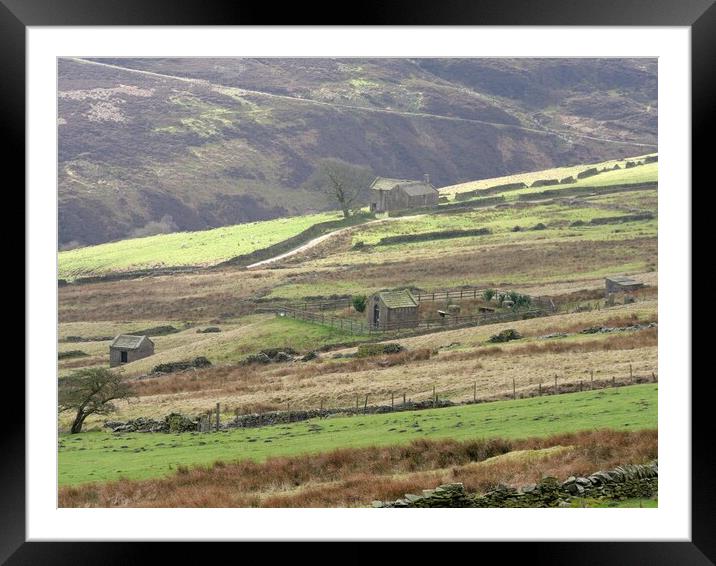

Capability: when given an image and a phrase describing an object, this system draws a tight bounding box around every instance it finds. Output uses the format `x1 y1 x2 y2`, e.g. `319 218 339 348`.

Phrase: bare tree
305 158 374 218
59 368 133 433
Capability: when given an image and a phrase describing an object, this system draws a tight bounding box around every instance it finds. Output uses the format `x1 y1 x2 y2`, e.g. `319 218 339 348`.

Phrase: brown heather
58 429 657 508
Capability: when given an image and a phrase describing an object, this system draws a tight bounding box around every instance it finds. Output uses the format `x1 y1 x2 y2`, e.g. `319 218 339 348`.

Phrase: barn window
120 351 128 363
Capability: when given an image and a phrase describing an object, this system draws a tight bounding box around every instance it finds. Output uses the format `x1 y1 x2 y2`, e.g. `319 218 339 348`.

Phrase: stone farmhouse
366 290 419 330
604 276 644 297
109 334 154 367
368 175 439 213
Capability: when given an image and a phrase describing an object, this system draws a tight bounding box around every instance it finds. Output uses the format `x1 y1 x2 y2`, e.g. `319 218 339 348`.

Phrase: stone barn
604 276 644 297
109 334 154 367
366 290 419 330
369 175 439 213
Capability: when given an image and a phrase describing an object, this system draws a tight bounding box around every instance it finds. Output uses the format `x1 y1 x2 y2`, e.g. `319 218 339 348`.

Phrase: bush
511 226 522 232
164 412 197 433
482 288 496 302
531 223 547 230
197 327 221 333
352 240 366 250
559 176 575 184
352 295 367 313
487 329 522 343
356 343 405 358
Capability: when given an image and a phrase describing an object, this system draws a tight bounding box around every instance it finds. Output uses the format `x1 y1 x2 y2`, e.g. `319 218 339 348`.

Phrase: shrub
487 329 522 343
482 288 496 302
197 327 221 333
531 223 547 230
352 295 367 313
352 240 366 250
511 226 522 232
164 412 197 433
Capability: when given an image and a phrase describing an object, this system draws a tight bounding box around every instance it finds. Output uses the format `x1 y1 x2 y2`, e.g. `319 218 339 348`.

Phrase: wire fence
197 369 658 432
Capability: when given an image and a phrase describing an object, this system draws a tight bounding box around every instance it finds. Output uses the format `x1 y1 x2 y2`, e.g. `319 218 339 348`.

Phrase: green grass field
59 383 657 486
442 155 657 197
58 211 343 279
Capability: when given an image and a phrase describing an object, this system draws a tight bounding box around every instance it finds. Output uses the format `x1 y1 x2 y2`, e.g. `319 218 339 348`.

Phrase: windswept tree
305 158 374 218
59 368 133 433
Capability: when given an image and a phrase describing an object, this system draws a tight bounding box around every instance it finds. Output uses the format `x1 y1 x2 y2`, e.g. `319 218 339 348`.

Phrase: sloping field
58 383 657 486
58 211 343 279
441 154 657 197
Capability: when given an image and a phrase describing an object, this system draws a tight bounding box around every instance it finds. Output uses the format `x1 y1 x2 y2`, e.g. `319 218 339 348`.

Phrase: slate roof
370 177 416 191
605 276 643 286
378 290 418 309
110 334 151 350
401 182 438 197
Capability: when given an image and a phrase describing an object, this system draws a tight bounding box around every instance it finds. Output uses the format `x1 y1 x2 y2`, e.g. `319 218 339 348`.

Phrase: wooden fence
275 303 555 336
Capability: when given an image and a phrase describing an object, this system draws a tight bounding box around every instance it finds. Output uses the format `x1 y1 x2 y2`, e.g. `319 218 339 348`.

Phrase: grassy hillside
59 156 656 280
58 211 342 279
58 57 657 246
58 383 657 486
442 155 657 197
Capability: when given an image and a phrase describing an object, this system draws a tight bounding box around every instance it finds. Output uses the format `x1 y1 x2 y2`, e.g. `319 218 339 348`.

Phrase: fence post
612 376 616 388
629 364 633 383
554 374 558 392
364 394 368 413
590 370 594 389
512 378 516 400
539 381 542 396
473 381 477 402
391 392 394 411
215 403 220 432
652 372 657 383
403 393 406 406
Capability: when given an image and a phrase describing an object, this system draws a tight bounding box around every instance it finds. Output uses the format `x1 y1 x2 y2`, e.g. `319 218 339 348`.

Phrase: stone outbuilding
604 276 644 297
369 175 439 213
366 290 419 330
109 334 154 367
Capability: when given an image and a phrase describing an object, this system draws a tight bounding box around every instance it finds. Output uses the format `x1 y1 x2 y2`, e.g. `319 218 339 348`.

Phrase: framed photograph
9 0 708 561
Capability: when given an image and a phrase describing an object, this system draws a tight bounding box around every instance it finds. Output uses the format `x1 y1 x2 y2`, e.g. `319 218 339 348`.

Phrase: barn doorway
373 303 380 328
120 351 128 363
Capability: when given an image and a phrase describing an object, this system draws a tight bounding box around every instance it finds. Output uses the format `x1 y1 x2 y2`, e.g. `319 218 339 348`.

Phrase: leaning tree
59 367 133 433
304 158 374 218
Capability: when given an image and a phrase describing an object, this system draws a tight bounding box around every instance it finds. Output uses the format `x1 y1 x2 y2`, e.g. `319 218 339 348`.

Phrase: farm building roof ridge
110 334 151 350
378 289 419 309
370 177 433 192
605 275 642 285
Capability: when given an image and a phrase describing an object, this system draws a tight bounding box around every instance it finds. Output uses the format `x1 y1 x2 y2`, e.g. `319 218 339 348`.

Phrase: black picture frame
7 0 707 562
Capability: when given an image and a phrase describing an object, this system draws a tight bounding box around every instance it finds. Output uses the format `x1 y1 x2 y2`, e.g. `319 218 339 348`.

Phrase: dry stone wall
375 461 658 508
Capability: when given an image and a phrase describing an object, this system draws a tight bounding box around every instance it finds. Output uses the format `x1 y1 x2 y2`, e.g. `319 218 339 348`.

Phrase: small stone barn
366 290 419 330
369 175 439 213
605 276 644 297
109 334 154 367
